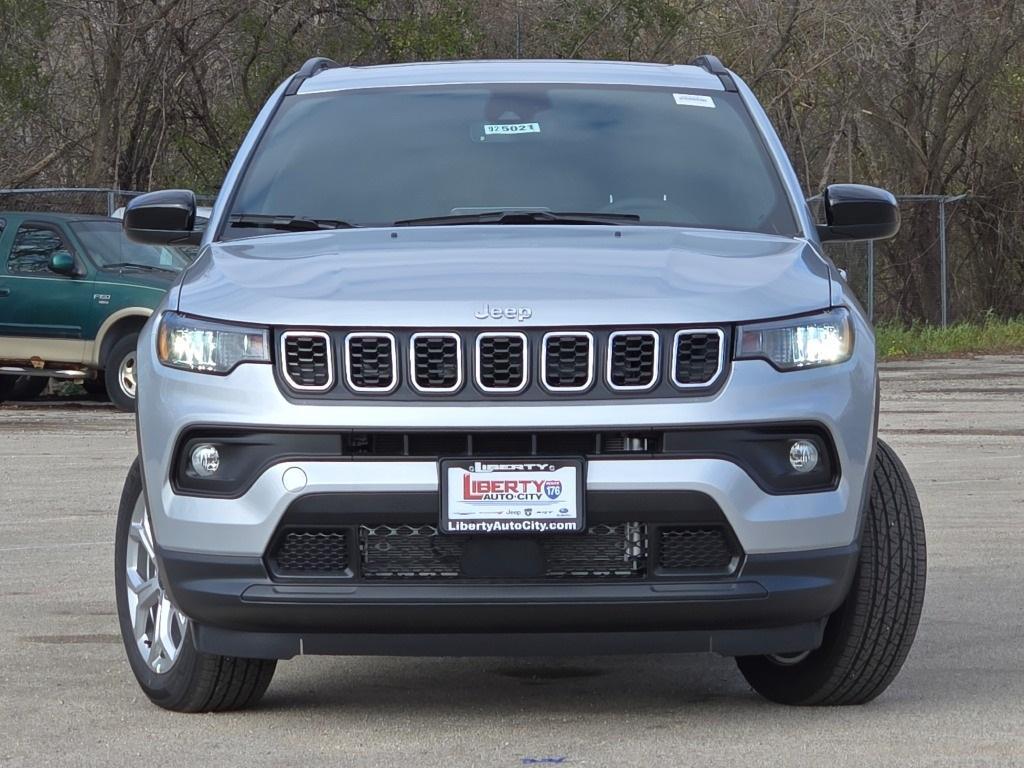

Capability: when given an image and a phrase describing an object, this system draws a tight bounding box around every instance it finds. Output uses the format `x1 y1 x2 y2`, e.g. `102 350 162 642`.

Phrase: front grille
360 524 646 580
608 331 659 390
673 330 724 386
411 333 462 391
268 529 349 575
542 332 593 391
476 333 527 392
281 332 333 390
657 526 735 572
345 333 397 392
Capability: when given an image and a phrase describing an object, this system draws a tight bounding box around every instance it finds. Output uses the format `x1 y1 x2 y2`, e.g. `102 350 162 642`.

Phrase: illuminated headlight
157 311 269 374
736 308 853 370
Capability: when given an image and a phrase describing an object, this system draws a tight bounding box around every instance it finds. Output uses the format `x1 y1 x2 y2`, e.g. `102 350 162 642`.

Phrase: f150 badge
474 304 533 322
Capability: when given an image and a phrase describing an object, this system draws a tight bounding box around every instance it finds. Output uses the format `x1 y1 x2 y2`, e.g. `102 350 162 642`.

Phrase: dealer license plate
440 458 584 535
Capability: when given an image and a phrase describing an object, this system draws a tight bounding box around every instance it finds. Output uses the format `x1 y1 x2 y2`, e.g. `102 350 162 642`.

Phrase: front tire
737 439 926 705
115 459 276 712
104 334 139 412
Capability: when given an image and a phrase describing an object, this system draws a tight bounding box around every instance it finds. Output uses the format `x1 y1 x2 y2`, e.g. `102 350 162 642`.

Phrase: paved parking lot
1 356 1023 767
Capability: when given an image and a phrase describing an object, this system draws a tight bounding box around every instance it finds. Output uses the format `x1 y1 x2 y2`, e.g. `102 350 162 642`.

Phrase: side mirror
817 184 900 242
123 189 200 245
49 250 78 276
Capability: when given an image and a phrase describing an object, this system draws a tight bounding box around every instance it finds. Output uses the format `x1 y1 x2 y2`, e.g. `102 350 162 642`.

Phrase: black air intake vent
268 529 349 575
608 331 659 389
657 526 736 572
345 333 397 392
542 332 593 391
411 333 462 392
476 333 527 392
281 332 333 390
673 330 724 387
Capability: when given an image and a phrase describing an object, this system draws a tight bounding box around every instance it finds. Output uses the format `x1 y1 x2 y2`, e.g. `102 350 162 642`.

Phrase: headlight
157 311 269 374
736 308 853 370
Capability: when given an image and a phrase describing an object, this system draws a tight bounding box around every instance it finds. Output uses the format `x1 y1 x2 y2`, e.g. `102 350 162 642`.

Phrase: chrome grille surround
540 331 595 393
279 330 334 392
409 332 463 393
344 332 398 393
475 331 529 393
671 328 726 388
606 330 660 391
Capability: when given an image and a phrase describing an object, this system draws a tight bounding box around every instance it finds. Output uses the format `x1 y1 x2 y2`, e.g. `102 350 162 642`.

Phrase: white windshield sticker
673 93 715 109
483 122 541 135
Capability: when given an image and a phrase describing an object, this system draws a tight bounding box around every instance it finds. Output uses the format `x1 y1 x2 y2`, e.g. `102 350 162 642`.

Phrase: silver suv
115 56 926 712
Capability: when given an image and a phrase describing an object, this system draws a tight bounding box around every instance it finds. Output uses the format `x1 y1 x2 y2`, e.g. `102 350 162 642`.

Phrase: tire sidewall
104 334 139 412
114 459 201 707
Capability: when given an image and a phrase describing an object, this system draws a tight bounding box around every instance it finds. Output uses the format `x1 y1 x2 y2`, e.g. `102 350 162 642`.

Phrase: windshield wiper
101 262 177 273
393 210 640 227
228 213 357 232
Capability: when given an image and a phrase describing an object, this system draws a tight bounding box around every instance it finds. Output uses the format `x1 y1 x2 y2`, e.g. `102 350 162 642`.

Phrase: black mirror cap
123 189 201 245
817 184 900 242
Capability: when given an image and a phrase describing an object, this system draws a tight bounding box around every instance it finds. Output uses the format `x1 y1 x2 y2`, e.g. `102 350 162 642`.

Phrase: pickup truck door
0 220 94 365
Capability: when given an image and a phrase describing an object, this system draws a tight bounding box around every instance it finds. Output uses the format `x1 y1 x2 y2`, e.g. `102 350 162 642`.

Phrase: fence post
107 190 116 217
866 239 875 321
938 198 948 328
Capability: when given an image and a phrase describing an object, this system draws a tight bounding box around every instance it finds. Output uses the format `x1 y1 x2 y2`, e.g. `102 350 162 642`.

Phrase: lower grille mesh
360 524 645 580
657 526 734 571
269 530 349 574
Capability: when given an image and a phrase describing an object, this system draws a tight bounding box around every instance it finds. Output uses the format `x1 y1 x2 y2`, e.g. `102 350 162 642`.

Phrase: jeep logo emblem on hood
474 304 533 322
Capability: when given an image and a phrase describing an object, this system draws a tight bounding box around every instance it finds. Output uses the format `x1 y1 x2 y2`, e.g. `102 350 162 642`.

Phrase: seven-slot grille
476 333 528 392
281 331 333 390
411 333 462 392
277 328 726 395
542 332 594 391
607 331 659 390
673 329 725 386
345 333 397 392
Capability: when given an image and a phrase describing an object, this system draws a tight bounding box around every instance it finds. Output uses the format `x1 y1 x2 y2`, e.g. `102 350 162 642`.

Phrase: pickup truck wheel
736 439 926 705
115 459 277 712
104 334 139 412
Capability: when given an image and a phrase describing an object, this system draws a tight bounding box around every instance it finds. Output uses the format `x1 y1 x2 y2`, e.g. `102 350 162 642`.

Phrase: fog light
788 440 819 473
190 444 220 476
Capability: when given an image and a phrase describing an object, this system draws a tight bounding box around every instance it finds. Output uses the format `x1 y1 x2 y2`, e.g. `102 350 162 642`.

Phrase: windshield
71 220 191 270
223 84 798 238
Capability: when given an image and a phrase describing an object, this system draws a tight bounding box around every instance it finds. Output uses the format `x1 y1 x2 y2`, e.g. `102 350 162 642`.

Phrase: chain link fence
818 195 976 327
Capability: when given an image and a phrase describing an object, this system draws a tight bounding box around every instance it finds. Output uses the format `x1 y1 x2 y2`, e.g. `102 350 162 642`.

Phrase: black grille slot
360 524 646 580
657 526 735 572
346 334 396 391
608 332 658 389
282 332 332 390
674 330 723 386
477 334 526 391
543 333 592 390
412 334 461 391
269 529 348 575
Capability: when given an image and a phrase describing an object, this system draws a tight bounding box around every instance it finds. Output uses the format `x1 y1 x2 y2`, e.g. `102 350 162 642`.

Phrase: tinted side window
8 224 67 274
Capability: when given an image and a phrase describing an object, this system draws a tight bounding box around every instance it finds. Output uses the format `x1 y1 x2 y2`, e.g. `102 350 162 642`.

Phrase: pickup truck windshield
224 84 798 238
72 220 191 270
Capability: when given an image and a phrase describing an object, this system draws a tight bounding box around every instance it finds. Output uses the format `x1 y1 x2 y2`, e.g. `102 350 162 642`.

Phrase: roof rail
285 56 341 96
689 54 737 92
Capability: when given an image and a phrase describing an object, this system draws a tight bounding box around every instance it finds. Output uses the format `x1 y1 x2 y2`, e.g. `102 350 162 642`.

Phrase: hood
177 226 831 327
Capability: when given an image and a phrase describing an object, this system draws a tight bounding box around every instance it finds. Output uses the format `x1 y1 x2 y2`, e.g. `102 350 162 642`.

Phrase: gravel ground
1 355 1023 767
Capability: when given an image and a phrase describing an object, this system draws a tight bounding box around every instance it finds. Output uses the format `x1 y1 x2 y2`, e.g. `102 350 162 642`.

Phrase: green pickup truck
0 212 188 410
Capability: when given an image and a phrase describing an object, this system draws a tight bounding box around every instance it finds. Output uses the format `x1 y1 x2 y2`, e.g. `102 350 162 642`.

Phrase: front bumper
161 542 858 659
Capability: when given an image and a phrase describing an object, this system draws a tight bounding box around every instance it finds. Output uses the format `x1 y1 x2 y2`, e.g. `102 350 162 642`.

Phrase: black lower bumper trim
159 542 857 658
193 622 825 660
